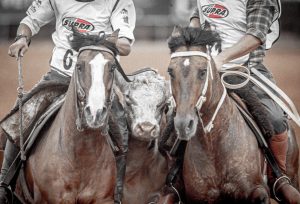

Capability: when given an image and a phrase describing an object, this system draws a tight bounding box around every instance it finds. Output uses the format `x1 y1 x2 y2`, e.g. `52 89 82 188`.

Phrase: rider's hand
8 37 29 58
212 55 225 70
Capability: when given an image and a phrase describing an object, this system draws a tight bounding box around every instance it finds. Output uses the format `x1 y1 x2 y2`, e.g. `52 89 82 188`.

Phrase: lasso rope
220 65 300 127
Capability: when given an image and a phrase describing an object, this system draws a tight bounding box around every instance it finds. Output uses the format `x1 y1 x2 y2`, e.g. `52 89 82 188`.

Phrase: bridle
169 50 227 133
74 45 131 131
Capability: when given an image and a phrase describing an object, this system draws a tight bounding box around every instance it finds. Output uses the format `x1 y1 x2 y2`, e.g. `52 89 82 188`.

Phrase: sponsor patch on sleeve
26 0 42 15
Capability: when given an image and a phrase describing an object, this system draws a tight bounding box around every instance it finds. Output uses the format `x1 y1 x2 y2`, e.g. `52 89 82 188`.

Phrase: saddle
1 95 65 203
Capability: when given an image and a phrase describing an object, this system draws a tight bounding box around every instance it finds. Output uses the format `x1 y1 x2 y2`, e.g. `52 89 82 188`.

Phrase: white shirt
21 0 136 76
197 0 249 67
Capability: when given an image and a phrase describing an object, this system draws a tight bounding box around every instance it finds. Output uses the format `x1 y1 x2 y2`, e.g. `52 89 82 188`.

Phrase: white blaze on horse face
87 53 109 118
183 58 190 67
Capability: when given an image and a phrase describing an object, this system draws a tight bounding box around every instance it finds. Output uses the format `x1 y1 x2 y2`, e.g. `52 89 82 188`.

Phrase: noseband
74 45 131 131
170 50 227 133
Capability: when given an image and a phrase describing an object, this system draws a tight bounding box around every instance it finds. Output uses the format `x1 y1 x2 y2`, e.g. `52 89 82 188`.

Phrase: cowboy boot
0 132 20 204
109 97 129 204
268 131 300 204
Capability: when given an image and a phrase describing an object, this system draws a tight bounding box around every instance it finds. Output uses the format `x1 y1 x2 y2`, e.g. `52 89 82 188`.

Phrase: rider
190 0 300 203
0 0 135 202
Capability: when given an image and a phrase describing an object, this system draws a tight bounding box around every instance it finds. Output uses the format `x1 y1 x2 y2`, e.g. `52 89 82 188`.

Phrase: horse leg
248 186 270 204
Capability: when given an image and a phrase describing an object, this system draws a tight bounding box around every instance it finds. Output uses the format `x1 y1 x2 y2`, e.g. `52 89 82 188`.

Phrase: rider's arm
214 0 278 69
116 38 132 56
110 0 136 56
8 0 55 57
189 7 201 28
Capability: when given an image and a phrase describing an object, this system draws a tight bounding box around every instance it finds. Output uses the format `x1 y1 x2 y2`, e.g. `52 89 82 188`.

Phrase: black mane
168 27 222 53
69 29 119 55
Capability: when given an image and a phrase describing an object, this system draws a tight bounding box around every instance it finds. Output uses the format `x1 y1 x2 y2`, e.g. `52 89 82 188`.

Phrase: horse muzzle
174 114 198 141
84 106 108 129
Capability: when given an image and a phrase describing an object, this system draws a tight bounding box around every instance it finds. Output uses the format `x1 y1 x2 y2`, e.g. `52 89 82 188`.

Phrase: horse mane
168 26 222 53
69 29 119 55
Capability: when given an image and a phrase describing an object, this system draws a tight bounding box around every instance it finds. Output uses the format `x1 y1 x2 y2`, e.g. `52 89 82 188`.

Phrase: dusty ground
0 33 299 202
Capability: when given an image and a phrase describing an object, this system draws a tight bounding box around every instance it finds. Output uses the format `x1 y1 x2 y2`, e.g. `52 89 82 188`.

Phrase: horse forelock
69 29 119 55
168 27 222 53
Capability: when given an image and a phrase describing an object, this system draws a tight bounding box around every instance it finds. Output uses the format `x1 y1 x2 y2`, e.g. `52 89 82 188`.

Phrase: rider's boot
109 97 129 204
0 128 20 204
268 131 300 204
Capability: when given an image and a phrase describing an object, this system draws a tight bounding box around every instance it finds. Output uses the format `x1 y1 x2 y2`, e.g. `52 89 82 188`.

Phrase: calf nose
135 122 158 137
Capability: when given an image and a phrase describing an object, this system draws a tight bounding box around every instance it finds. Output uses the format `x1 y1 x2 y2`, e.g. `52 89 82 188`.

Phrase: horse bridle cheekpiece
170 49 227 133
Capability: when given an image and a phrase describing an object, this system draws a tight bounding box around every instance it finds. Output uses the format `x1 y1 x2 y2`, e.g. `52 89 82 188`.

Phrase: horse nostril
185 119 194 134
96 107 107 121
84 106 91 116
188 119 194 130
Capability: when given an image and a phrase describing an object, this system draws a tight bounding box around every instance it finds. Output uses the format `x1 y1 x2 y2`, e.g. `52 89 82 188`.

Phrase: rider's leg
0 70 70 203
268 130 300 204
109 96 129 203
248 65 300 203
0 133 20 204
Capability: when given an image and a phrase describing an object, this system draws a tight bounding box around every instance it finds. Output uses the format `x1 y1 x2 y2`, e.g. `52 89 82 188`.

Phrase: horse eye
76 64 82 72
168 67 175 79
198 69 207 80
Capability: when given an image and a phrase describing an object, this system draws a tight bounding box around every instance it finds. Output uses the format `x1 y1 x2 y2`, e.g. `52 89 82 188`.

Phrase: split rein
169 51 300 133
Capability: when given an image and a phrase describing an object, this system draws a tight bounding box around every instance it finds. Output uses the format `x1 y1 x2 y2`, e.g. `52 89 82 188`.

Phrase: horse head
70 29 121 130
115 70 170 141
167 25 221 141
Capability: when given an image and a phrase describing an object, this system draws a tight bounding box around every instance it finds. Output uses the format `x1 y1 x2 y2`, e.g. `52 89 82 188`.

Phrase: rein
17 56 26 161
170 51 227 133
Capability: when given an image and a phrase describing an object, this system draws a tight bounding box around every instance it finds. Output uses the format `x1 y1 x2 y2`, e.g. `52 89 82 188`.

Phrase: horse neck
59 77 108 156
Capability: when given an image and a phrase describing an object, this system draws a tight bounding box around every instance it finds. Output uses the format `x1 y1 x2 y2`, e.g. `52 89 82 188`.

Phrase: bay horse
166 26 299 204
21 30 124 203
114 70 178 204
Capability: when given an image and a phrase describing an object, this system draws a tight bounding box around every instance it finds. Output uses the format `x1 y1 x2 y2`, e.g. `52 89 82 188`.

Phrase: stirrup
273 175 291 202
0 182 14 204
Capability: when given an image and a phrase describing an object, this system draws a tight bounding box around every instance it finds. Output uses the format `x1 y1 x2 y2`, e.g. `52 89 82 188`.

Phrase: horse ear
202 21 212 31
106 29 120 44
171 25 183 37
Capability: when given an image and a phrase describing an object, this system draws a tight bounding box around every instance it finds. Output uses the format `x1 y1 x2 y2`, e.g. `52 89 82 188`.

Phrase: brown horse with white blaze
167 26 271 204
22 30 124 203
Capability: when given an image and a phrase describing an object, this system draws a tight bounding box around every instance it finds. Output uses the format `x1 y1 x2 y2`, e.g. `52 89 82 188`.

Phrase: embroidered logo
62 17 95 33
121 9 129 24
202 4 229 18
27 0 42 15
